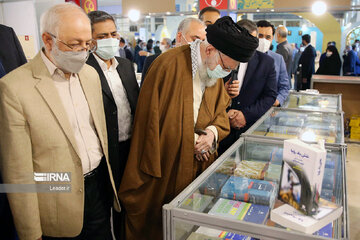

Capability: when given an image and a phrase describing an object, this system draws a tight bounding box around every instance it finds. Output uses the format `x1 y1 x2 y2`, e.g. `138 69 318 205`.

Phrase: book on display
208 198 269 224
270 199 342 234
279 139 327 215
220 176 277 207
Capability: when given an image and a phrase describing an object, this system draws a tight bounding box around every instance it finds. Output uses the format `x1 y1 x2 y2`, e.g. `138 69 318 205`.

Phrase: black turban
206 16 259 62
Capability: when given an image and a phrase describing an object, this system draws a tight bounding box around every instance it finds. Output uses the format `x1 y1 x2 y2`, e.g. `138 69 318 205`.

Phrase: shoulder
150 45 191 68
81 64 99 79
257 51 275 64
115 56 133 67
0 24 12 34
0 62 34 92
268 50 283 61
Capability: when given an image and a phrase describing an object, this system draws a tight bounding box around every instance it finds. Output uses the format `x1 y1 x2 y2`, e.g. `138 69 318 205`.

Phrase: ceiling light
128 9 140 22
312 1 327 16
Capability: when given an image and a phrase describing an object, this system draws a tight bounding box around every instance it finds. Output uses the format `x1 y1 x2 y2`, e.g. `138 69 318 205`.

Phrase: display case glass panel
283 92 341 112
244 108 344 145
165 137 347 240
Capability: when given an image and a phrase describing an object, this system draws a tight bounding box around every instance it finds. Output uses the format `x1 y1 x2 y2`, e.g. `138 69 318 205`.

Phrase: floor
346 143 360 240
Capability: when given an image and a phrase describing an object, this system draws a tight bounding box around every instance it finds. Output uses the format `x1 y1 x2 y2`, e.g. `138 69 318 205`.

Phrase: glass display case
282 92 342 113
243 108 344 145
163 137 348 240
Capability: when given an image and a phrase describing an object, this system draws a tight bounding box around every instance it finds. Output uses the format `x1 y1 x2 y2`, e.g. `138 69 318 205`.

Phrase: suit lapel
78 70 106 152
240 52 258 94
32 54 81 159
87 54 115 103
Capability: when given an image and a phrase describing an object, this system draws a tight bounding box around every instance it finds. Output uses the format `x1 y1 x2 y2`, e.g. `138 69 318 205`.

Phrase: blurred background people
154 40 161 54
119 37 134 62
316 45 341 75
275 25 292 82
298 34 316 89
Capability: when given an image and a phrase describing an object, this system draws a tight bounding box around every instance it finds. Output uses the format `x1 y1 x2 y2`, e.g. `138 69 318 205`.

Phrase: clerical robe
118 44 231 240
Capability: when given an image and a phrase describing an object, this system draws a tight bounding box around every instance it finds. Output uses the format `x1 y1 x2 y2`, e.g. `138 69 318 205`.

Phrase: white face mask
207 64 231 79
326 51 333 57
256 38 271 53
160 44 167 52
51 42 89 74
95 38 120 60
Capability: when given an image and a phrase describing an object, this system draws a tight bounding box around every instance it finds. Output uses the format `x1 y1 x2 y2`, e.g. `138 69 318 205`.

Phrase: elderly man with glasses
0 3 120 240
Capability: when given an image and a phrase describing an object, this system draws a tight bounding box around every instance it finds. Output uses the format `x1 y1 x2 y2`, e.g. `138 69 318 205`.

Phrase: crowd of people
0 3 357 240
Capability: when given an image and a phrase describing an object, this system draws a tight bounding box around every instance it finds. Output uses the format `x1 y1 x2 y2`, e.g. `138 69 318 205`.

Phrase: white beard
198 63 218 87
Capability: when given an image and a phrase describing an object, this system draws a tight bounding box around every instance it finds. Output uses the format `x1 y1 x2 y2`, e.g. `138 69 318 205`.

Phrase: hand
138 50 149 56
273 99 280 106
194 129 215 156
195 151 210 162
228 109 246 129
225 79 240 98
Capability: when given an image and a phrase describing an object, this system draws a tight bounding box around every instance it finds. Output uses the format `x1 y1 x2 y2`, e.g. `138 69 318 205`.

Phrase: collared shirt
237 62 248 91
40 50 103 174
190 40 218 143
93 54 132 142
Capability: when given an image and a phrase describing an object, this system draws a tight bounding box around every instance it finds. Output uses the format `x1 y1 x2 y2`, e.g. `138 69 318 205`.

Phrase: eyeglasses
49 33 97 53
218 52 232 72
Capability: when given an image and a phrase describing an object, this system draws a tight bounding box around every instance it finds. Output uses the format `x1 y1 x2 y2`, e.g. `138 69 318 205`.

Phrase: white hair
177 17 205 34
40 3 88 36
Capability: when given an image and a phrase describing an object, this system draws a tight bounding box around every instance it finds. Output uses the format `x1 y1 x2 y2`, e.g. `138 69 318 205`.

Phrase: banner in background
81 0 97 13
65 0 80 6
199 0 228 10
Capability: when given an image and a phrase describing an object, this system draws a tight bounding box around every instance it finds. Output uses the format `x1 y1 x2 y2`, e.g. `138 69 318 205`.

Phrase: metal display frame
242 107 345 146
282 91 342 112
163 136 349 240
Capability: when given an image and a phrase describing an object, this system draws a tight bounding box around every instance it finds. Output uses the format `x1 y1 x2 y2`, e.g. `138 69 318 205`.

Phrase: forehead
187 22 206 37
58 13 91 39
92 19 116 33
258 26 273 35
202 11 220 24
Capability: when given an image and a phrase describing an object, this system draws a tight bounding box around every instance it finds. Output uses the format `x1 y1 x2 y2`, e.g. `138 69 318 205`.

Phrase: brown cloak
118 45 230 240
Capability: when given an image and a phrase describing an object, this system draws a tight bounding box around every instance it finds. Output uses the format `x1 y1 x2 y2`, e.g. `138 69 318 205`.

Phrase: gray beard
198 63 218 87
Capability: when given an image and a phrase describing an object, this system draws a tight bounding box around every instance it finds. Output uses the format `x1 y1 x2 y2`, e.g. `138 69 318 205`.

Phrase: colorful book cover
280 139 326 215
208 198 251 220
242 204 270 224
314 223 333 238
220 176 277 207
208 198 269 225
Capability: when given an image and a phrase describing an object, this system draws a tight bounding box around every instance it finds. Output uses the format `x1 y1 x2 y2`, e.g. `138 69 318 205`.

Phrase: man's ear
205 44 216 56
176 32 182 45
42 32 54 52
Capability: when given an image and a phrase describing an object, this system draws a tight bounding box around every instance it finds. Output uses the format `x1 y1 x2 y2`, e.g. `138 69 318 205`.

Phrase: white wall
2 0 40 54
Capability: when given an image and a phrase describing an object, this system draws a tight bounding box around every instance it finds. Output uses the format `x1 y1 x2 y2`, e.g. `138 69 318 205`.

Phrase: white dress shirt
190 40 218 143
94 54 132 142
237 62 248 91
41 51 103 174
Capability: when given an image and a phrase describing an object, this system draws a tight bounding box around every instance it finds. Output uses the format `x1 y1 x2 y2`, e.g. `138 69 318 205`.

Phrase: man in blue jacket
219 19 277 155
256 20 290 106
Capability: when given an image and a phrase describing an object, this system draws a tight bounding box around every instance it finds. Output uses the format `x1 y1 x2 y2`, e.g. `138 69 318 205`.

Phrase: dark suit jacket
0 59 5 78
219 51 277 154
124 46 134 62
0 24 27 73
276 40 293 75
141 54 160 86
298 44 316 79
86 53 139 189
